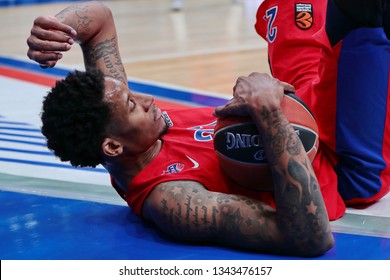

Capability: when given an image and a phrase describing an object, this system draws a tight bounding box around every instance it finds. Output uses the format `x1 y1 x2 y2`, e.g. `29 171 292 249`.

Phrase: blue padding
0 190 389 260
0 0 82 8
0 56 68 78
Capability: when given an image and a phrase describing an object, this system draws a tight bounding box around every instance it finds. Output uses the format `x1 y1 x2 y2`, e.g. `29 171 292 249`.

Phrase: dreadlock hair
41 70 112 168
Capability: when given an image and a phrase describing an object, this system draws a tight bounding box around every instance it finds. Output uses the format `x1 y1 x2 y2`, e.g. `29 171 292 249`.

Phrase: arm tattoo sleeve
84 37 126 83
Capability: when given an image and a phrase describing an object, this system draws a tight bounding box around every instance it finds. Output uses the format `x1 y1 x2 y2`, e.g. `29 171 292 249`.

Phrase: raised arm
27 1 127 84
143 73 334 257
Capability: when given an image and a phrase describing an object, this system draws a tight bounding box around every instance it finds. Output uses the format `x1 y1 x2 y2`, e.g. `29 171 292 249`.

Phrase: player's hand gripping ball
213 93 319 191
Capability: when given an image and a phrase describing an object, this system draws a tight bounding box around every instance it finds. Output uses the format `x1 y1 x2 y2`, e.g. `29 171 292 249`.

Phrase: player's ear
102 138 123 156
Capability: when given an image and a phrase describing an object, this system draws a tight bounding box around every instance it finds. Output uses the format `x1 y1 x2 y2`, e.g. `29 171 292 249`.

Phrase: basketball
213 93 319 191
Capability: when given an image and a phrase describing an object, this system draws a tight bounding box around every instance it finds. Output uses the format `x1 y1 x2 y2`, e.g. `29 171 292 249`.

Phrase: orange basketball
213 93 319 191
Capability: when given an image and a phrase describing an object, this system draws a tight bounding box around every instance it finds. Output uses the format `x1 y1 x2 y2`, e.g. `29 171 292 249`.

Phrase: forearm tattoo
56 4 126 83
259 106 331 253
261 106 302 164
84 37 126 83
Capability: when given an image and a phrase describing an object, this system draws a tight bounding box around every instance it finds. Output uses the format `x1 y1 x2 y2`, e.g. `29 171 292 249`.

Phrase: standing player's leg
254 0 327 91
315 0 390 205
255 0 347 221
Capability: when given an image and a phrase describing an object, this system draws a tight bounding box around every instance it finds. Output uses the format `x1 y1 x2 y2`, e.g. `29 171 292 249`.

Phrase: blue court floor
1 189 390 260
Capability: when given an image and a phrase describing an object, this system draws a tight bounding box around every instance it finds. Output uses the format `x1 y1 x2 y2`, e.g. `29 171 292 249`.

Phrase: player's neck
104 139 163 190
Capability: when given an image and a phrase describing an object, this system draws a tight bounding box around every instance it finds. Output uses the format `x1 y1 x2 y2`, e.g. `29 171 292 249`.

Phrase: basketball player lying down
26 1 334 256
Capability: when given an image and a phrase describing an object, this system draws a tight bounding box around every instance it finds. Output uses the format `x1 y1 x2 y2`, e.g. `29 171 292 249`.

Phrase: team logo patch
162 163 185 175
295 3 313 30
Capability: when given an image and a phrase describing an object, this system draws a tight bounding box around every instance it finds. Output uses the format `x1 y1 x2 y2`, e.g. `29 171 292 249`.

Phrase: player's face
103 77 167 154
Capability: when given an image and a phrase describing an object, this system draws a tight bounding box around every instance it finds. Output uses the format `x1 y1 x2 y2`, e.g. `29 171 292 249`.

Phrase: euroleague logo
295 3 313 30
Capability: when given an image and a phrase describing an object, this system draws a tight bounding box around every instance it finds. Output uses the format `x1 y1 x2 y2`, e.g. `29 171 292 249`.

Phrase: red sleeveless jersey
112 107 275 216
111 107 345 220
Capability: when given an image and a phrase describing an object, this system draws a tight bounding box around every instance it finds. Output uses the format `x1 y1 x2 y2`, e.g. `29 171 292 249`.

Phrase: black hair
41 70 111 167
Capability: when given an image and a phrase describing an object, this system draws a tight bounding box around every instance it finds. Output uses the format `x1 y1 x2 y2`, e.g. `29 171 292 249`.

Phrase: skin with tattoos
144 86 333 256
28 1 126 83
26 1 334 257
